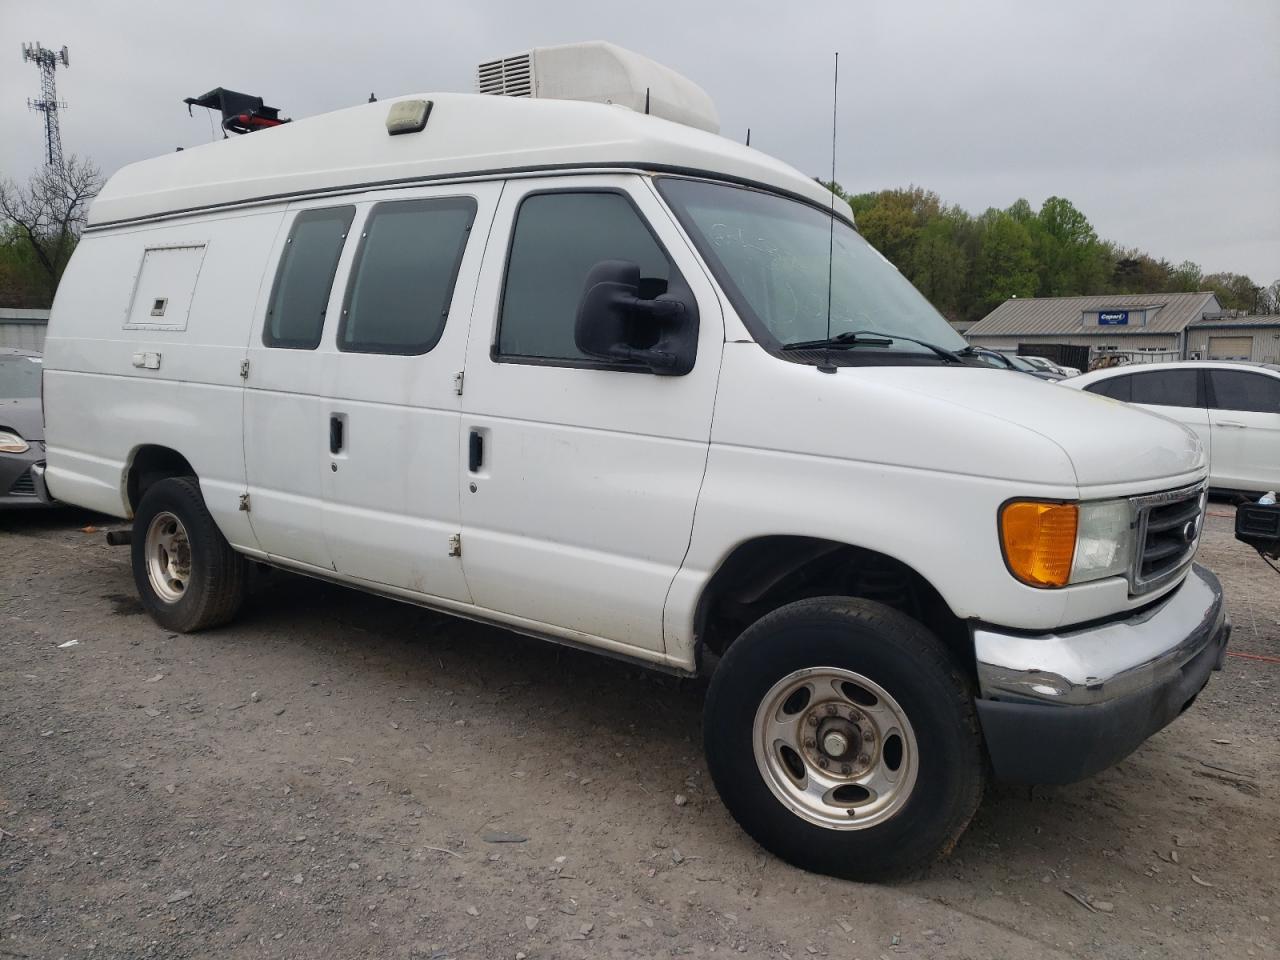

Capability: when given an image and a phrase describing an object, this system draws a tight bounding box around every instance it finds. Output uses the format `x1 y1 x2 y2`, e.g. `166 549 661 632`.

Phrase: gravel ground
1 499 1276 960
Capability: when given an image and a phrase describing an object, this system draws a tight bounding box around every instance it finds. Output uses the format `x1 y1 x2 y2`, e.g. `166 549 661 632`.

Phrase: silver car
0 348 50 509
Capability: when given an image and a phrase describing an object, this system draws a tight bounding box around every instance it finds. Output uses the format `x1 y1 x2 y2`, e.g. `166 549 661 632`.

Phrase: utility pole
21 42 70 170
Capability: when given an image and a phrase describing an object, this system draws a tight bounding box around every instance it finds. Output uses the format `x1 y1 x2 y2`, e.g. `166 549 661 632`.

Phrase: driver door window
495 191 678 366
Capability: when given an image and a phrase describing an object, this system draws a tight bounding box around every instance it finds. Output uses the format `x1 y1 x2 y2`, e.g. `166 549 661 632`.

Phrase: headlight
0 430 29 454
1000 498 1132 588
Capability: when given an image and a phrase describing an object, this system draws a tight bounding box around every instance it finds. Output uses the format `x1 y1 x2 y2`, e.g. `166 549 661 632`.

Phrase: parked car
968 348 1064 380
0 348 49 509
1021 354 1080 377
1067 361 1280 493
35 43 1229 882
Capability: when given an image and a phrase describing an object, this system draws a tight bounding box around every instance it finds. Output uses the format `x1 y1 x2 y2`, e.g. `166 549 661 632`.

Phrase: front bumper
973 563 1229 784
0 448 53 509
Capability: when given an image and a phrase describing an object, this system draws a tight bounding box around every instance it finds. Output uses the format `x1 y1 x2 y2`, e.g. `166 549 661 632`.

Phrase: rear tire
703 596 985 882
131 476 246 632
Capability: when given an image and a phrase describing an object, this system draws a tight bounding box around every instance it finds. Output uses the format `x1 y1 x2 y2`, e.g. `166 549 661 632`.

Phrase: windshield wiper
782 329 965 364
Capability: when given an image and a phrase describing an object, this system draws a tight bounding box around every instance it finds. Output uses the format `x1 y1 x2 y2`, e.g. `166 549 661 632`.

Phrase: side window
1085 375 1131 401
264 206 355 349
339 197 477 355
1130 369 1198 407
496 191 677 364
1208 370 1280 414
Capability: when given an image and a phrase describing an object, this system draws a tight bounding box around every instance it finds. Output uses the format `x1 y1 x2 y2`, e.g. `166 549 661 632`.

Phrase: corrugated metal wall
0 321 47 351
967 333 1181 353
1185 326 1280 364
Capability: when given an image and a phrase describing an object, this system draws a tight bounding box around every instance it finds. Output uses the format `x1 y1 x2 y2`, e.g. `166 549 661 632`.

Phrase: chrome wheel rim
144 511 191 604
753 667 919 830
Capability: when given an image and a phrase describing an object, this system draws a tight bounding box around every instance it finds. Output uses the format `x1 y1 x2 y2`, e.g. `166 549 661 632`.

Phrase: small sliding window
263 206 356 350
338 197 477 356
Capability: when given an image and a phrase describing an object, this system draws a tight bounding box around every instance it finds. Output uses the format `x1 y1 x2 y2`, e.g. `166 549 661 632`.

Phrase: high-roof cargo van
34 42 1230 881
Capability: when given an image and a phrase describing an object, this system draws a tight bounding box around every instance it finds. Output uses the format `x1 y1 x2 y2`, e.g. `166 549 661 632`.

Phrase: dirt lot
1 501 1276 960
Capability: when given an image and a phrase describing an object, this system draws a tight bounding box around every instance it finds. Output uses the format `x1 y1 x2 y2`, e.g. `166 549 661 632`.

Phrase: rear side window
1208 370 1280 414
1085 375 1131 401
339 197 477 355
1130 369 1199 407
496 191 675 364
264 207 355 349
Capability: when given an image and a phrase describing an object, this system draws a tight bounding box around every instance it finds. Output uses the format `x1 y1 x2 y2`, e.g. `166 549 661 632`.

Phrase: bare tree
0 156 102 301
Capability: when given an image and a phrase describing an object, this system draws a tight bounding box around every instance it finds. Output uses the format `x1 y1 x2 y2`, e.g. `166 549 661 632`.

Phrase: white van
35 44 1230 881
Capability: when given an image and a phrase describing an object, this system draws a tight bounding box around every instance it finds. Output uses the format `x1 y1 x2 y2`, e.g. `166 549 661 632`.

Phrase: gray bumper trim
28 461 54 503
973 563 1226 707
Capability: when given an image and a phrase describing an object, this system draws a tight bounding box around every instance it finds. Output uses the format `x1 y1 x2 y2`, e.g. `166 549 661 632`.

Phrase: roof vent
476 53 533 97
475 41 719 134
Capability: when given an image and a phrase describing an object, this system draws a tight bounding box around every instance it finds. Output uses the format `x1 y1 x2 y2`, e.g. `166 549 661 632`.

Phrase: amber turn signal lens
1000 501 1078 588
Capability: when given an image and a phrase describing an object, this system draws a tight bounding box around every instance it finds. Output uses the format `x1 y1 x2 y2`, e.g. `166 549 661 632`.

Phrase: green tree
0 156 101 305
972 210 1038 313
1203 272 1263 312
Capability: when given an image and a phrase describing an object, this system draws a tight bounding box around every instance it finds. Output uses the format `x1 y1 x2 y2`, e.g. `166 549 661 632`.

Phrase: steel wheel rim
144 511 191 604
752 666 919 830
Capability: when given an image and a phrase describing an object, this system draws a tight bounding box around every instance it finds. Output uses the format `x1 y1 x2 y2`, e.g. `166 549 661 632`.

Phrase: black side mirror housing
574 260 698 375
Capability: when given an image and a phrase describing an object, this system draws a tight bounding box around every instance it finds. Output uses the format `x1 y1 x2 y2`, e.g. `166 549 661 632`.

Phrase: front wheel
131 476 247 632
703 597 985 882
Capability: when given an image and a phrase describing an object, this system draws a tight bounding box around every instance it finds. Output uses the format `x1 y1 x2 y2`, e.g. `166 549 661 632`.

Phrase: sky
2 0 1277 284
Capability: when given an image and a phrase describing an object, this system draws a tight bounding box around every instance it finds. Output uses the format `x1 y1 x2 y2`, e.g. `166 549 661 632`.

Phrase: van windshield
657 178 965 360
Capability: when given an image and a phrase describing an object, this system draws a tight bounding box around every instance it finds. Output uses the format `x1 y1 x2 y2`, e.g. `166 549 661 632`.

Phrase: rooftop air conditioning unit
476 41 720 135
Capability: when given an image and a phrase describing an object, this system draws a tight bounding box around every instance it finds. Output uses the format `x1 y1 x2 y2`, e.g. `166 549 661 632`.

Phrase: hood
892 367 1204 485
714 346 1205 489
0 398 44 444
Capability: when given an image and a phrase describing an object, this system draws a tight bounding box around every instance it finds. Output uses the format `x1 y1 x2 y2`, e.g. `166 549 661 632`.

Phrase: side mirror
574 260 698 376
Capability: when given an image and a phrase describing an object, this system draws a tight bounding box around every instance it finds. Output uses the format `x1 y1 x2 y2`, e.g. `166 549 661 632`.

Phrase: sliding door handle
468 429 484 472
329 415 344 454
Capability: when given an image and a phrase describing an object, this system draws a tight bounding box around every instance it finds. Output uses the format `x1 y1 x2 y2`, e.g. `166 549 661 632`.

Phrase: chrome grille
1129 483 1206 595
8 468 35 497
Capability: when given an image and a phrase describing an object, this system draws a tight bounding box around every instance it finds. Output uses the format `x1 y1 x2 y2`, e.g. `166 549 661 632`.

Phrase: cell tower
21 42 70 170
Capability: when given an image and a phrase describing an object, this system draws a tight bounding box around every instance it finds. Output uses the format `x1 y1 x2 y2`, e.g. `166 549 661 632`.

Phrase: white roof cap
88 91 837 227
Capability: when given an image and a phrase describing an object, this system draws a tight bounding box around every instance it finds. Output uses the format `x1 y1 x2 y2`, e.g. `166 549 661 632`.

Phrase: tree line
827 183 1279 323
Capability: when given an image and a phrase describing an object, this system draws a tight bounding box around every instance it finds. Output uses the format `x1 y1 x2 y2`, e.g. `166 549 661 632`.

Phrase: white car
33 43 1229 882
1067 361 1280 493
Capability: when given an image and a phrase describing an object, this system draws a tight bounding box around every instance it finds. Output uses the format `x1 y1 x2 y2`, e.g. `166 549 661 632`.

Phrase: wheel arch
693 535 973 676
125 444 197 515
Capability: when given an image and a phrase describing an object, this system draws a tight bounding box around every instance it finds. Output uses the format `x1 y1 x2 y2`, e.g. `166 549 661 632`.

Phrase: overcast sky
3 0 1277 283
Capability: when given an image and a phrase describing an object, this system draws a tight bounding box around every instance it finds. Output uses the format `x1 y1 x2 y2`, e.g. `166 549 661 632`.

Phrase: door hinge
453 371 464 395
238 493 251 512
239 359 250 379
447 533 462 557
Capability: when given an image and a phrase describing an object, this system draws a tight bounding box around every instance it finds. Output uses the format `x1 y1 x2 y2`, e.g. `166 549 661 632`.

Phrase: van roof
88 92 840 228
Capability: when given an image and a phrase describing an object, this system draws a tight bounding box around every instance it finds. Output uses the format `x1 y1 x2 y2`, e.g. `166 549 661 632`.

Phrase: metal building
1185 315 1280 364
0 307 49 351
964 292 1223 369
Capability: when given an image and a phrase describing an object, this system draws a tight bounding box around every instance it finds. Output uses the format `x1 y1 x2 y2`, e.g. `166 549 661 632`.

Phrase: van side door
243 202 356 571
457 175 724 655
319 183 501 600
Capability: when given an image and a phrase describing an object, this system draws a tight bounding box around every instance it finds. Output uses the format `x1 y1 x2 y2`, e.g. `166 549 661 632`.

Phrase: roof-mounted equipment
184 87 290 136
476 41 719 134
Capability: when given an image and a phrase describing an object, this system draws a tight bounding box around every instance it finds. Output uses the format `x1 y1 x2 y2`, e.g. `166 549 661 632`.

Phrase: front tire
703 597 985 882
131 476 246 632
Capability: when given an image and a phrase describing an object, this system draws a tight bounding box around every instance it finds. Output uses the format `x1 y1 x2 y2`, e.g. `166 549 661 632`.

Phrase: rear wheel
131 477 246 632
703 597 985 882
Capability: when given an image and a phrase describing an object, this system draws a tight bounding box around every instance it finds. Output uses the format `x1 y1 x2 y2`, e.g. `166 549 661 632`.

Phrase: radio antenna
824 51 839 346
